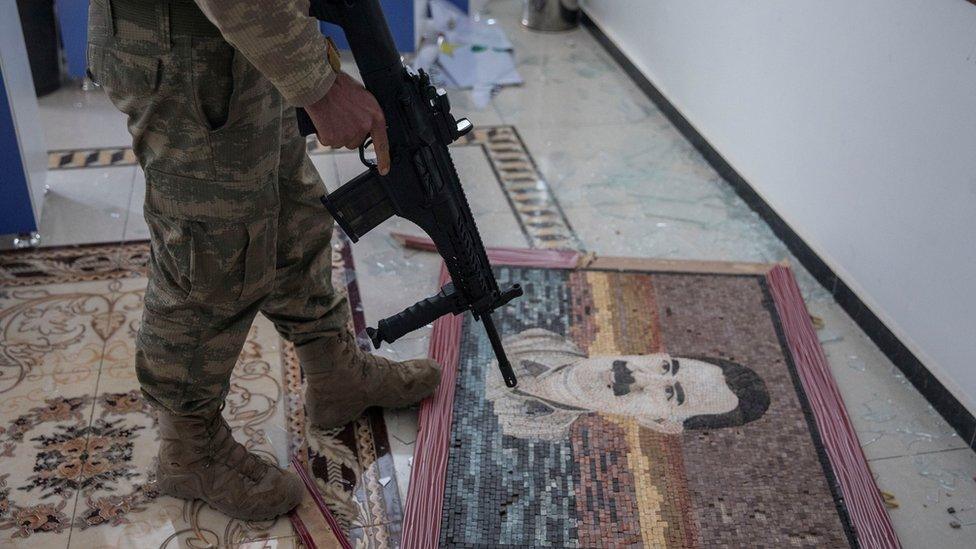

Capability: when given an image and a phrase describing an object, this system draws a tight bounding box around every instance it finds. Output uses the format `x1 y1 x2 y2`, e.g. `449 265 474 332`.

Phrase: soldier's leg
126 41 281 418
258 107 347 346
87 0 300 520
262 109 441 429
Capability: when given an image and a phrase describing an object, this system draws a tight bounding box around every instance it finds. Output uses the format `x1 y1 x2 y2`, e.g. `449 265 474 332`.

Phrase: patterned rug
403 252 898 548
0 239 400 547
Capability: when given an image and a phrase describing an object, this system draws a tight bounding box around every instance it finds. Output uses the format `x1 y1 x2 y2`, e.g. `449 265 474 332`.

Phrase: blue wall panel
448 0 469 13
0 71 38 234
56 0 90 79
56 0 433 71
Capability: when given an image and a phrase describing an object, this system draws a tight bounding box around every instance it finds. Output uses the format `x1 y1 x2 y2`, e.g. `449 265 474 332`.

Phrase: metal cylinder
521 0 580 32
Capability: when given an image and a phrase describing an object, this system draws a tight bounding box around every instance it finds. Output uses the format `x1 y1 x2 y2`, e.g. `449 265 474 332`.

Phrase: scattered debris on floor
817 329 844 345
415 0 522 107
858 400 958 450
880 490 900 509
847 354 868 372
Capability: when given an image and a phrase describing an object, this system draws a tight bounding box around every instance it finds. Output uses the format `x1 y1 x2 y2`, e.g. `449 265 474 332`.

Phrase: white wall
583 0 976 412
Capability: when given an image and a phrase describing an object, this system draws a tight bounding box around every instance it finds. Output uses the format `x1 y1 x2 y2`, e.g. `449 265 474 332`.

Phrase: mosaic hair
681 356 771 430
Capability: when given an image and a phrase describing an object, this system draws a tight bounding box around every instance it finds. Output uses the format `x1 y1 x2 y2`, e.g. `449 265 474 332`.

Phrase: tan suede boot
299 332 442 430
155 409 304 521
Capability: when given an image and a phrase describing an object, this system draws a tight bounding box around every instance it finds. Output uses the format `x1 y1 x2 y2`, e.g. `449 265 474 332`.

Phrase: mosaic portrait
439 267 855 548
486 328 769 439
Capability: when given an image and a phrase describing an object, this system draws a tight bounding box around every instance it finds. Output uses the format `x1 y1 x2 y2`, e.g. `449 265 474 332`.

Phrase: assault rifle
296 0 522 387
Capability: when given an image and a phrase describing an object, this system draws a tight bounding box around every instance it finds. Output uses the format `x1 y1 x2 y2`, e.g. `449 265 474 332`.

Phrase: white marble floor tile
39 166 137 247
485 9 657 130
445 89 506 128
39 85 131 151
310 150 339 187
869 448 976 548
384 408 420 503
811 300 967 460
493 59 657 130
121 168 147 241
517 120 720 209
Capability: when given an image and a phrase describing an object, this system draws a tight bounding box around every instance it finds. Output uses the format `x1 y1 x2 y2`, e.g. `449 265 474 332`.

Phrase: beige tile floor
23 1 976 546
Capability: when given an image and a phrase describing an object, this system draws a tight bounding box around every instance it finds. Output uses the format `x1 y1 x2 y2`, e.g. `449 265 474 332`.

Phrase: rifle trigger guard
359 137 377 168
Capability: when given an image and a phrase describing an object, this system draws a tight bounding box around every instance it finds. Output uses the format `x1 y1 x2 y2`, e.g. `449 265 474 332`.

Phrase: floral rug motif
0 239 402 547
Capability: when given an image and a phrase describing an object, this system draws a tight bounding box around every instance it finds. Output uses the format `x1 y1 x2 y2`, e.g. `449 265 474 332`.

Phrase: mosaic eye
661 361 670 374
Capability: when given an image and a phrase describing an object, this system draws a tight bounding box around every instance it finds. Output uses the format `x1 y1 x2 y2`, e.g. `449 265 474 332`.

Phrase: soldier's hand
305 72 391 175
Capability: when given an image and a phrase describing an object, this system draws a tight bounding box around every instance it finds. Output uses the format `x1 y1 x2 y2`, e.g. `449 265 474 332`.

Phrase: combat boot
299 331 442 430
155 409 304 521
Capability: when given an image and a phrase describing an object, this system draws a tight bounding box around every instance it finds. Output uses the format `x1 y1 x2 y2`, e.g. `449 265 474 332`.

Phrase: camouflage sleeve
193 0 335 106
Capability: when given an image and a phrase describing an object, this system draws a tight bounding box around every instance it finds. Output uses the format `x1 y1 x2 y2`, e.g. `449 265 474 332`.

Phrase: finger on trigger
371 114 391 175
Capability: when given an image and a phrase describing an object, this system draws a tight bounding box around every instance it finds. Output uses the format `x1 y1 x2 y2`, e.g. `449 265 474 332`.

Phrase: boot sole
305 404 367 431
305 380 440 431
306 395 433 431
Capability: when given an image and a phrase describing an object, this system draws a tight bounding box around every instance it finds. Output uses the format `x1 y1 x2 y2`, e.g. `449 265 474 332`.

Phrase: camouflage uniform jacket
194 0 335 106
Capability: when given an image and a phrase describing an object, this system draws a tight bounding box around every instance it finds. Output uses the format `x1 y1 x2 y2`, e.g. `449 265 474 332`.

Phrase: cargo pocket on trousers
145 210 275 305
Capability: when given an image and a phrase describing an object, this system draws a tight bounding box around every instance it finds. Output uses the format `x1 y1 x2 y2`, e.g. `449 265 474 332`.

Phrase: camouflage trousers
88 0 347 415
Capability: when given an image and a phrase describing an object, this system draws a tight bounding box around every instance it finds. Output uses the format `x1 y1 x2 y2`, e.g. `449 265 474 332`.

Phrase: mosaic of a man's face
563 354 739 430
487 329 770 438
